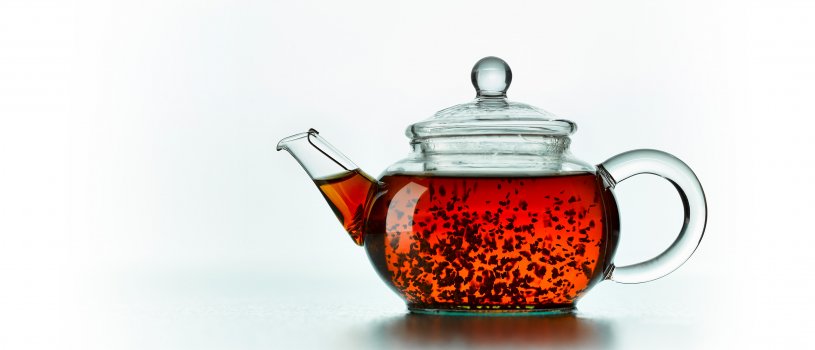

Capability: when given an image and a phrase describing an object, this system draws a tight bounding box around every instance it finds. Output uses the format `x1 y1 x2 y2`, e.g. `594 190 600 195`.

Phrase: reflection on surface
361 313 614 349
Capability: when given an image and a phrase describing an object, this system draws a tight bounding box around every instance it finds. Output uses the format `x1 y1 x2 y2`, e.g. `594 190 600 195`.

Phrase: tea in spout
277 129 379 245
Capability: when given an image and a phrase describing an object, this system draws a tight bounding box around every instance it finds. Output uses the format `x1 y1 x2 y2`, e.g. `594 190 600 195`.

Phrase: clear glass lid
406 57 577 139
384 57 592 177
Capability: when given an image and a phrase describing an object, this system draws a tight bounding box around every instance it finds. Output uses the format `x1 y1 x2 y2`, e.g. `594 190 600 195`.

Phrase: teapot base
408 304 575 316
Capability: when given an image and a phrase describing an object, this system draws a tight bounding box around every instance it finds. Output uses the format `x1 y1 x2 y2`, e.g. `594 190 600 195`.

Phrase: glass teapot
278 57 707 314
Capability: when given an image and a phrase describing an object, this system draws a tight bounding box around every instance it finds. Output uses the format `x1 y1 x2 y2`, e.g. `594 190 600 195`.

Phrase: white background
1 0 813 349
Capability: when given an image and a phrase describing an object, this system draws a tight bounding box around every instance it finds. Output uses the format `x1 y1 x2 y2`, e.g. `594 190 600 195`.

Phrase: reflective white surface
13 264 803 349
2 0 814 348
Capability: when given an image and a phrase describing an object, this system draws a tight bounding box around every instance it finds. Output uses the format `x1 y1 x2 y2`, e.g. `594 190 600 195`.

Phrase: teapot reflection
366 313 613 349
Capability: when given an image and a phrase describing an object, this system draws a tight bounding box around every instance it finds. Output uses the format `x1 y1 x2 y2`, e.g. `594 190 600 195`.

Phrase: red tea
315 169 378 245
315 170 619 311
364 173 619 310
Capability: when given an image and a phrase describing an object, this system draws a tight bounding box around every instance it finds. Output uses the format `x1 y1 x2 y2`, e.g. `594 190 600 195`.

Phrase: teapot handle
597 150 707 284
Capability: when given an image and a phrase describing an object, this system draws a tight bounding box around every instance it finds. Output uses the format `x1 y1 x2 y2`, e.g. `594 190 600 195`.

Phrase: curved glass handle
597 149 707 284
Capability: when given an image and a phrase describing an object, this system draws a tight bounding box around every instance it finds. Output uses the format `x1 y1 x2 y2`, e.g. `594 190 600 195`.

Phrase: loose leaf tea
364 173 619 311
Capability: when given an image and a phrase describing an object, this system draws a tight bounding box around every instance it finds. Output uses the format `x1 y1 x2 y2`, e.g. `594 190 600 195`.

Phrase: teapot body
363 171 620 313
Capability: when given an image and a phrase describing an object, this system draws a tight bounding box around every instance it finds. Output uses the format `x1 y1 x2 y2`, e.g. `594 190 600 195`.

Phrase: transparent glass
597 150 707 283
276 57 708 314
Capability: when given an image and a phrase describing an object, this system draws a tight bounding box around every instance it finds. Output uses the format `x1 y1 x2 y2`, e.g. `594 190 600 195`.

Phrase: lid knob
471 56 512 98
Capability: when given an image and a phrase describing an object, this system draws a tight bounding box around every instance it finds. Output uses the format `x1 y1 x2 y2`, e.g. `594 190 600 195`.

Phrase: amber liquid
364 173 619 311
314 170 619 311
314 169 379 245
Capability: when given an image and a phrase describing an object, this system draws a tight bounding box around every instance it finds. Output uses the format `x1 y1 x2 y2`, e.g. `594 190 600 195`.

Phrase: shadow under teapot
361 313 614 349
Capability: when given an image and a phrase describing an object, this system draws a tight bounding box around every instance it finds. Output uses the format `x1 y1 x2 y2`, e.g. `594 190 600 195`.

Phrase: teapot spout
277 129 379 246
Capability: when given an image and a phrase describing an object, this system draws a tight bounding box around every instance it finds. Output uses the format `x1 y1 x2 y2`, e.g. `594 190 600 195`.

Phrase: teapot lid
406 57 576 139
